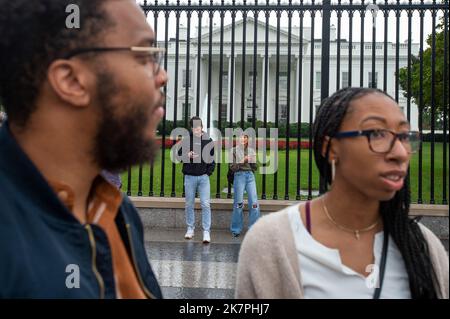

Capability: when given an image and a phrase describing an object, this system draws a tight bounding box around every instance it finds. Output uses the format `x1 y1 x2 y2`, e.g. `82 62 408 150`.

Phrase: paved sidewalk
144 228 243 299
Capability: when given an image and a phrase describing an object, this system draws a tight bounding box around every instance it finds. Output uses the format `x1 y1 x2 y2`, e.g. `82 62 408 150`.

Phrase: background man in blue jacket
0 0 167 298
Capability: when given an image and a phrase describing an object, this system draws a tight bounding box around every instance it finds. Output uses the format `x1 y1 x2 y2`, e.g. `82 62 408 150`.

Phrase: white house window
368 71 378 88
315 71 321 90
220 103 227 123
279 72 288 95
342 71 349 88
248 71 257 98
222 71 228 95
182 103 191 118
280 102 288 123
182 70 192 88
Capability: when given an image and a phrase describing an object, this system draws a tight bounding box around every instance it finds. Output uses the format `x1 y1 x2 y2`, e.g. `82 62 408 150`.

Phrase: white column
261 55 265 122
194 55 199 116
295 56 301 123
227 55 233 122
266 57 271 122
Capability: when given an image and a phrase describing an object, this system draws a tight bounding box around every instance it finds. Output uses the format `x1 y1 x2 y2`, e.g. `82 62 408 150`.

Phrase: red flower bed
155 138 176 148
156 138 311 150
220 139 311 150
276 140 311 150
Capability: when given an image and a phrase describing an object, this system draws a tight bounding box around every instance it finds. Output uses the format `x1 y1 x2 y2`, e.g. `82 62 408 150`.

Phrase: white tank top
287 204 411 299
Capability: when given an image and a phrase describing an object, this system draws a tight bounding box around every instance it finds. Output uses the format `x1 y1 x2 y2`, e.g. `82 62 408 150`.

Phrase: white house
159 17 419 130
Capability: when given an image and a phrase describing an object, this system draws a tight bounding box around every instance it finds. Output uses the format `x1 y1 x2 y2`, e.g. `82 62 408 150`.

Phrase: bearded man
0 0 167 298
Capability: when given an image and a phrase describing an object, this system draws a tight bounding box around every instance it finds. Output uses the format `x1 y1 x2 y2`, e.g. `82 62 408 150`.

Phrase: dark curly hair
313 87 438 299
0 0 115 126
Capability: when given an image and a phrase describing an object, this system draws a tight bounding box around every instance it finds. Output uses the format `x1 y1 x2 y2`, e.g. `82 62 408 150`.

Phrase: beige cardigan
235 207 449 299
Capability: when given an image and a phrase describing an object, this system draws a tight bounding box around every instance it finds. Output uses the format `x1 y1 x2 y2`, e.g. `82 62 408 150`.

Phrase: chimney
179 23 187 41
330 24 336 41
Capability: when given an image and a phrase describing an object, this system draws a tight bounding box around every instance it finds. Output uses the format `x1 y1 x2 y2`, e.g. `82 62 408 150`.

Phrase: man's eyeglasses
333 129 421 154
62 46 166 76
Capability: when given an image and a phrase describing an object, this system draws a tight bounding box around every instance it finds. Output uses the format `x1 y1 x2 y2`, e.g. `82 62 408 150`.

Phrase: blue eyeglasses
333 129 421 154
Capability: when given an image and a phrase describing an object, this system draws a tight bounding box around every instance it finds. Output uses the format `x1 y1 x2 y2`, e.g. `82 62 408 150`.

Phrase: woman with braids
235 87 448 299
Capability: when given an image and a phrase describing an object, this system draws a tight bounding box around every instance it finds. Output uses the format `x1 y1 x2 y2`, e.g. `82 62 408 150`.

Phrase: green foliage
398 19 449 130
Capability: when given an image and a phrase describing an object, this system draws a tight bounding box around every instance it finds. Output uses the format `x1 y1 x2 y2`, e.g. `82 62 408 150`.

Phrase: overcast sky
137 0 445 49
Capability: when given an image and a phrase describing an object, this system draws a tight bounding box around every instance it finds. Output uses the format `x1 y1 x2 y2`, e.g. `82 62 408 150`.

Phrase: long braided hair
313 87 438 299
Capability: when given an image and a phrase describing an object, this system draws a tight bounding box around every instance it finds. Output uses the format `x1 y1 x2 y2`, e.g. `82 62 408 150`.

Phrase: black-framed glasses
333 129 421 154
62 46 166 75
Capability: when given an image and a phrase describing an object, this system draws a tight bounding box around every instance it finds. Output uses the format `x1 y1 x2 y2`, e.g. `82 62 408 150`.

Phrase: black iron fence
125 0 449 205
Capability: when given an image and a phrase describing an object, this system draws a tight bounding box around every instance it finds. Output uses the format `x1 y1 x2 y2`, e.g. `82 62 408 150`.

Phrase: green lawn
122 142 449 204
409 143 448 204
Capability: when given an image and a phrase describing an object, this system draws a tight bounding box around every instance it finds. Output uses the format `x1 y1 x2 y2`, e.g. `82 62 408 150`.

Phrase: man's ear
321 136 339 164
46 59 92 108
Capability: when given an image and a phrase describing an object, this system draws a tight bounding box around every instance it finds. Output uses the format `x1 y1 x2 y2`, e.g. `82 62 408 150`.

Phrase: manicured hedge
157 120 312 138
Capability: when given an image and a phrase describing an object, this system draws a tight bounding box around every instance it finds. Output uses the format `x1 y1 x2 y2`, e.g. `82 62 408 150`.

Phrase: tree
399 17 449 130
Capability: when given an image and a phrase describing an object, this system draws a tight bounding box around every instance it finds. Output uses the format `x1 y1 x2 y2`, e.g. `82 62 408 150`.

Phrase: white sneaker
203 231 211 243
184 229 194 240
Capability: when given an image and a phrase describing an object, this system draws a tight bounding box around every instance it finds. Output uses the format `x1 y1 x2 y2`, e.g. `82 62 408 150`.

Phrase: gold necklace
322 198 379 240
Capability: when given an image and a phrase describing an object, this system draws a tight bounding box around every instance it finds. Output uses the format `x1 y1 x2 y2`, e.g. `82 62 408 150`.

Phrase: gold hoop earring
331 159 336 182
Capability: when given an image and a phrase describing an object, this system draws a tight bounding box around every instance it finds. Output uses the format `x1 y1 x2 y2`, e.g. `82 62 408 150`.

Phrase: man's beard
93 71 159 173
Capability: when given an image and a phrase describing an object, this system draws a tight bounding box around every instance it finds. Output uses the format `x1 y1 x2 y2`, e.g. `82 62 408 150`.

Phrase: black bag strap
305 201 312 235
373 228 389 299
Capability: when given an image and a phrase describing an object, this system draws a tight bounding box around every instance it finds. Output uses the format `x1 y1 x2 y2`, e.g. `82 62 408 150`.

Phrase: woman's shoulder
417 222 447 251
416 222 448 263
236 204 304 299
417 222 449 298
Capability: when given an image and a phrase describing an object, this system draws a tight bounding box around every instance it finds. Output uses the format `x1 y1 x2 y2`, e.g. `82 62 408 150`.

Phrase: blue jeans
230 171 260 235
184 174 211 232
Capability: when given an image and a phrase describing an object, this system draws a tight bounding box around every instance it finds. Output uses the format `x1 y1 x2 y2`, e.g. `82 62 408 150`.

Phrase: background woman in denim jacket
230 135 260 237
